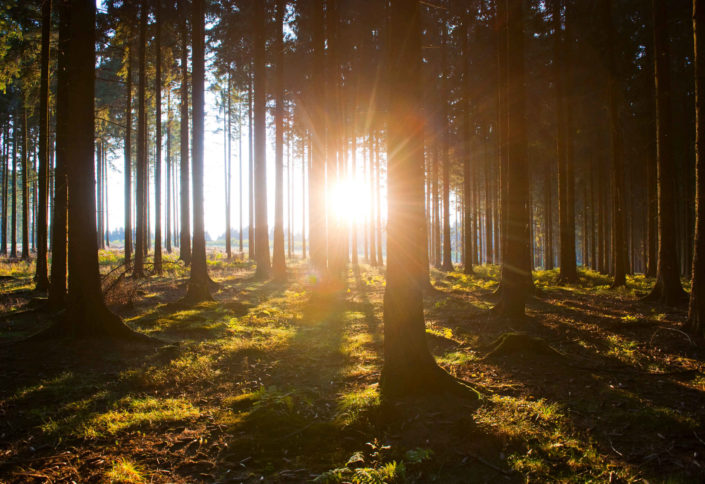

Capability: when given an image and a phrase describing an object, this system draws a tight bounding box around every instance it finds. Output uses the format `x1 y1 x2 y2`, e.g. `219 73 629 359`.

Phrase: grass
0 255 703 482
105 457 146 483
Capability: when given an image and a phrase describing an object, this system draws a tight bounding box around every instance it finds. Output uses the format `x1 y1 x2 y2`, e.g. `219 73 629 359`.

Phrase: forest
0 0 704 482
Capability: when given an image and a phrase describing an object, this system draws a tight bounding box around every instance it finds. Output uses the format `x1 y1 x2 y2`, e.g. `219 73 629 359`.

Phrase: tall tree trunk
166 87 172 254
239 97 243 253
1 122 7 256
248 75 255 260
495 0 531 317
21 106 29 260
225 73 232 259
605 0 627 288
49 0 69 307
11 117 16 259
133 3 147 278
40 0 136 338
644 0 687 305
688 0 705 336
272 0 287 280
253 0 270 279
544 162 554 269
182 0 212 302
309 0 326 274
552 0 577 282
153 0 163 274
124 37 133 266
35 0 51 289
179 2 191 265
382 0 477 399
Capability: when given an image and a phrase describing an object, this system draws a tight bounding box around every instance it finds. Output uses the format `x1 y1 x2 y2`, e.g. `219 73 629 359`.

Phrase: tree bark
644 0 687 305
605 0 627 288
133 3 147 278
494 0 532 318
689 0 705 337
21 105 29 260
35 0 51 289
382 0 478 399
253 0 270 279
179 1 191 265
272 0 287 280
153 0 163 274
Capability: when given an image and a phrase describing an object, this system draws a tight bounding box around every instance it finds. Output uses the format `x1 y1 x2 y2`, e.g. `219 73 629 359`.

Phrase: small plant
105 457 145 483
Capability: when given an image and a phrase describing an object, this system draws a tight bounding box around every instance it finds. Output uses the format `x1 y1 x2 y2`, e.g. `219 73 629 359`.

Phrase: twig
608 438 623 457
694 431 705 447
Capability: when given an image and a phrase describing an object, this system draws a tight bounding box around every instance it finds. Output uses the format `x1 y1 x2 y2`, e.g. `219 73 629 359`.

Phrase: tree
179 0 191 265
183 0 212 303
551 0 578 283
153 0 163 275
272 0 287 280
604 0 628 288
253 0 270 279
49 0 69 308
133 2 147 278
644 0 687 305
688 0 705 336
381 0 478 399
41 0 138 339
124 28 133 267
20 104 28 260
34 0 51 290
493 0 531 318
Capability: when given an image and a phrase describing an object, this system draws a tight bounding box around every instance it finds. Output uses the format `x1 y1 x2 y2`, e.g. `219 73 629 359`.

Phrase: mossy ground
0 251 703 482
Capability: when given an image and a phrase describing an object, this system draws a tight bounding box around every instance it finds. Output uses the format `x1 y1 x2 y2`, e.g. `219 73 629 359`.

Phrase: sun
327 177 371 224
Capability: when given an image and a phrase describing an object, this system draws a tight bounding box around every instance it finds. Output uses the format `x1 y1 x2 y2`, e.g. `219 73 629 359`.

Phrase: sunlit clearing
327 177 370 223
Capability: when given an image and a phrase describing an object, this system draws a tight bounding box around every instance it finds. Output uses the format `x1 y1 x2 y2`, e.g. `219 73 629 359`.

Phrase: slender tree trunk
645 0 687 304
272 0 287 280
239 97 243 254
225 73 232 259
309 1 326 274
179 3 191 265
183 0 212 302
688 0 705 336
248 76 255 260
254 0 270 279
21 106 29 260
369 134 377 266
495 0 531 317
301 134 306 259
1 122 7 255
375 133 383 266
166 87 172 254
34 0 51 288
154 0 163 274
11 117 16 259
49 0 69 307
605 0 627 287
124 37 133 266
133 3 147 278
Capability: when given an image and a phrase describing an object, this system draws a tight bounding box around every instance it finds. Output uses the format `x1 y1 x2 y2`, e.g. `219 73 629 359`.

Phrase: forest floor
0 251 704 483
